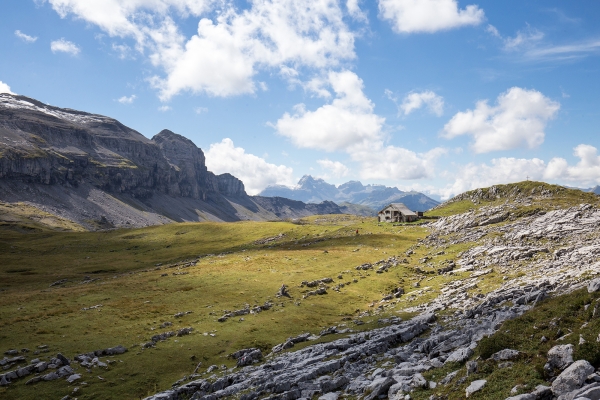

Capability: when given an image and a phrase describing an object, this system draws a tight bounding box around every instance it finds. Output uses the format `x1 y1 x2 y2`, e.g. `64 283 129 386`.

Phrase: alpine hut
377 203 418 223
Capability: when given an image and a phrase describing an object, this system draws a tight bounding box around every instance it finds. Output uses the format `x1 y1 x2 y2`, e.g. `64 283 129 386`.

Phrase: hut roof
378 203 417 216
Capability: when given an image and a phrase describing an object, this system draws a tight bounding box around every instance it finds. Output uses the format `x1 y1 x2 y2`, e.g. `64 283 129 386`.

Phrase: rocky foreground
140 201 600 400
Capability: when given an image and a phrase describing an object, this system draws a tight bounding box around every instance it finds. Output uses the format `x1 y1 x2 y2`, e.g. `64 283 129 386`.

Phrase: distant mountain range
584 186 600 195
259 175 440 214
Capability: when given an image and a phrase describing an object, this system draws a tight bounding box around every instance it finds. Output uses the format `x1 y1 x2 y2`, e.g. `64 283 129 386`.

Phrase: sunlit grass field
0 215 437 399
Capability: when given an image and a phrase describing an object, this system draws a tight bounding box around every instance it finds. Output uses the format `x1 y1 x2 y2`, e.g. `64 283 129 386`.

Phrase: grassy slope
427 181 600 217
0 202 86 233
0 215 435 400
412 288 600 400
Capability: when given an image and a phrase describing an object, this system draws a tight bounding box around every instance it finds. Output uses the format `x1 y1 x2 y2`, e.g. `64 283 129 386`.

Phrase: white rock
547 344 574 370
587 278 600 293
466 379 486 397
66 374 81 383
551 360 594 397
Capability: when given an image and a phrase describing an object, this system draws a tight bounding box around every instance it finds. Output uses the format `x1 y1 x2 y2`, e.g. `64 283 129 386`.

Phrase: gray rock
0 375 9 386
56 353 70 365
57 365 75 377
66 374 81 383
570 382 600 399
318 392 339 400
552 360 594 397
490 349 520 361
440 370 459 385
445 347 473 364
466 360 478 375
364 377 396 400
43 371 59 381
587 278 600 293
548 344 574 370
230 348 262 367
466 380 486 397
411 373 427 388
504 394 536 400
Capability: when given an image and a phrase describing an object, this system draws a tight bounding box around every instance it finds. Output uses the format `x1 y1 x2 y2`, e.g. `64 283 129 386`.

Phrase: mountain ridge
0 93 347 230
260 175 439 213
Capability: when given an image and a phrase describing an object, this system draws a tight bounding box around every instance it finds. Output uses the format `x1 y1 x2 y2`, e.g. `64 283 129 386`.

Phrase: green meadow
0 214 435 399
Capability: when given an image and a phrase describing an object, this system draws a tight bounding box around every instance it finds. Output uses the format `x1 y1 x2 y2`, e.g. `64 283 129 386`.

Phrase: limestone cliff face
0 94 246 202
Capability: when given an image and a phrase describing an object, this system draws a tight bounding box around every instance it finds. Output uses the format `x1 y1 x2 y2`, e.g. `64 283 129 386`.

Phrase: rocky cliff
0 94 342 229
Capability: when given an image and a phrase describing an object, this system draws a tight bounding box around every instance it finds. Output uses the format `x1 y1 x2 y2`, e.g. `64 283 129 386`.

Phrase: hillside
0 94 347 229
260 175 439 213
2 181 600 400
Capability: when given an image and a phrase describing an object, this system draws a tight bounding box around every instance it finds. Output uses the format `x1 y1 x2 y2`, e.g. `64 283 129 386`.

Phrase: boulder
318 393 339 400
490 349 520 361
56 353 70 366
445 347 473 364
547 344 574 370
466 380 486 397
587 278 600 293
66 374 81 384
43 372 59 381
364 377 396 400
551 360 594 397
411 373 427 388
231 348 262 367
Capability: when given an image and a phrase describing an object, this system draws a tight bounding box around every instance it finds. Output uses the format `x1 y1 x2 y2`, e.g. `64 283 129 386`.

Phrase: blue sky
2 0 600 199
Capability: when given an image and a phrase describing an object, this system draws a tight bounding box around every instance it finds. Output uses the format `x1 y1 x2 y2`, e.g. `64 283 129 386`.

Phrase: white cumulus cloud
317 159 349 178
50 38 81 55
274 70 384 152
0 81 15 94
545 144 600 185
400 90 444 116
433 144 600 200
276 70 445 181
205 138 295 195
47 0 212 40
15 30 38 43
352 143 446 181
48 0 357 99
378 0 485 34
443 87 560 153
151 0 356 99
117 94 136 104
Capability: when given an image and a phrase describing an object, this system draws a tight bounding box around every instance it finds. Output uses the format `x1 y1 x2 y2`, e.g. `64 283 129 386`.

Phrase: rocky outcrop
0 94 349 228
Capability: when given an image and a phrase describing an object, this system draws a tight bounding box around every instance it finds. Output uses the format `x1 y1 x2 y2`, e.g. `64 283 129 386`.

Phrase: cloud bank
378 0 485 33
443 87 560 153
205 138 295 195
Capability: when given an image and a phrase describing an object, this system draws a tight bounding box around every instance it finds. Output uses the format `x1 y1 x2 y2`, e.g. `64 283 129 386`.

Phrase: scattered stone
230 348 262 367
587 278 600 293
465 380 486 397
50 279 68 287
276 284 291 298
174 311 192 318
67 374 81 383
81 304 102 311
303 287 327 299
466 360 477 375
302 278 334 287
489 349 520 361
